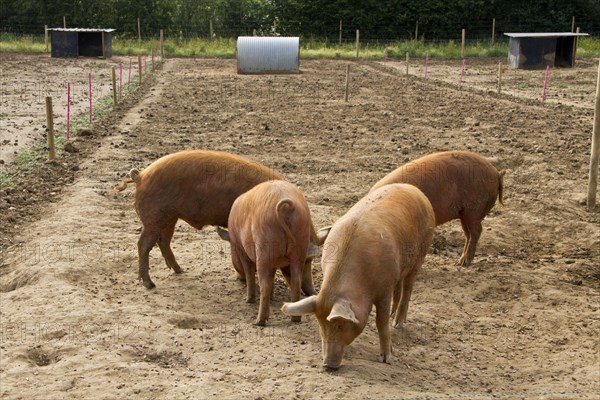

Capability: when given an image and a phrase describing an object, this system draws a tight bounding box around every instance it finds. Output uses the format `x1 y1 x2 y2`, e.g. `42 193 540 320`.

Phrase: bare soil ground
0 54 599 400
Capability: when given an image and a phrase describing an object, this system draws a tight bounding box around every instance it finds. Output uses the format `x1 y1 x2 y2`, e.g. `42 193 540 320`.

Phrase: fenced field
0 54 598 399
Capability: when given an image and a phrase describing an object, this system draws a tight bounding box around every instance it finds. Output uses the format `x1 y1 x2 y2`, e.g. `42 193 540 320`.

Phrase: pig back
229 180 311 263
321 183 435 295
134 150 283 227
370 151 501 225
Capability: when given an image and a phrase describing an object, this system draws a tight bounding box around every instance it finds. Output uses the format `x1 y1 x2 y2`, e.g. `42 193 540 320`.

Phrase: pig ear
281 296 317 316
316 226 332 245
216 226 230 241
307 241 319 259
327 300 359 324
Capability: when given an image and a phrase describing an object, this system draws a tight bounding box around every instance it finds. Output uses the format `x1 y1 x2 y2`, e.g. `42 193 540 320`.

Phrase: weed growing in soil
0 172 14 188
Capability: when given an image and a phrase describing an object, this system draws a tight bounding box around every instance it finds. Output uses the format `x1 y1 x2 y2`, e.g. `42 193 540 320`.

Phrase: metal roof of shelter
48 28 115 32
504 32 588 38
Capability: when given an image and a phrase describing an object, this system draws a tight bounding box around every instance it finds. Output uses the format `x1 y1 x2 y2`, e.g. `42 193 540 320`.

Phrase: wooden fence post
138 55 143 85
571 16 575 33
112 67 117 105
101 31 105 58
492 18 496 44
572 27 580 66
44 25 49 53
355 29 360 59
137 17 141 41
63 16 66 29
344 64 350 102
160 29 164 59
45 97 55 160
587 59 600 209
339 20 342 46
415 21 418 41
497 62 503 94
461 29 466 58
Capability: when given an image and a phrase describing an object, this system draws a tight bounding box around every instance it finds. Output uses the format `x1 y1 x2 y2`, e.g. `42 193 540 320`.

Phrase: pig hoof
379 354 393 364
143 281 156 290
254 318 267 326
246 297 256 303
392 321 403 329
455 258 471 268
291 315 301 323
302 287 316 296
173 267 183 274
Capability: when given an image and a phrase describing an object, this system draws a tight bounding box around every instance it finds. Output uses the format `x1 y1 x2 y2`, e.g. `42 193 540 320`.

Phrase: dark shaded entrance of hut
49 28 115 58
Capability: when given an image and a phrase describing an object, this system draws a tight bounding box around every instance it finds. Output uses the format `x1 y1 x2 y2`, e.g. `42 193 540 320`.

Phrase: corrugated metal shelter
49 28 115 58
504 32 589 69
237 37 300 74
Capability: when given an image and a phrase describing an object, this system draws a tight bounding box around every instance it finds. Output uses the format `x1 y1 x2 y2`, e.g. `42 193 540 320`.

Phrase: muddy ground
0 54 599 399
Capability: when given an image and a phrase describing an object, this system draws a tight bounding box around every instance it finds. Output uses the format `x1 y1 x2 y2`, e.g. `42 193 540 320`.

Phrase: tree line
2 0 600 40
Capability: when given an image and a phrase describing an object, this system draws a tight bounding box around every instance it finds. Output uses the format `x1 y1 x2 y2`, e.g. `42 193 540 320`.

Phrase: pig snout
322 340 345 370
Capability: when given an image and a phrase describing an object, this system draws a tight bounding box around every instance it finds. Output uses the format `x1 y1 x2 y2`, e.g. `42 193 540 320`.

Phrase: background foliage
2 0 600 41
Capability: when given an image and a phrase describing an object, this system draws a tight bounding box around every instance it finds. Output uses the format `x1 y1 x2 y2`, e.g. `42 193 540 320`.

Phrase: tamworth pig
115 150 317 292
370 150 504 267
217 180 312 326
282 183 435 369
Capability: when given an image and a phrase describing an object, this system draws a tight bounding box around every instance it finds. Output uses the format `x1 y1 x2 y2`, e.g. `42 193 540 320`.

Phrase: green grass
3 32 599 58
0 33 46 52
0 172 15 188
577 36 600 57
301 39 508 59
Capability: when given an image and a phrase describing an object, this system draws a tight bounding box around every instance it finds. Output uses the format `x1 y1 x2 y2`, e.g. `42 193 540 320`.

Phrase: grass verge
2 32 599 59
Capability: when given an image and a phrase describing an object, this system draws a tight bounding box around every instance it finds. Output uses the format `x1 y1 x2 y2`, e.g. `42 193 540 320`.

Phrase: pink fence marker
128 56 132 88
144 52 147 71
119 63 123 99
88 72 92 124
459 59 466 86
66 81 71 141
424 51 429 79
541 64 550 104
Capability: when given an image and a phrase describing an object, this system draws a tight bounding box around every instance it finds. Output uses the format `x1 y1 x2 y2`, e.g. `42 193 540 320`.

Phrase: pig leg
301 260 316 296
240 254 257 303
375 299 393 364
137 228 159 289
456 217 472 267
463 218 482 266
230 243 247 282
393 268 419 329
288 260 303 323
157 218 183 274
280 266 292 301
457 216 482 267
255 265 276 326
390 284 402 319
